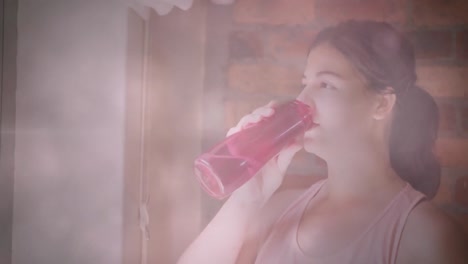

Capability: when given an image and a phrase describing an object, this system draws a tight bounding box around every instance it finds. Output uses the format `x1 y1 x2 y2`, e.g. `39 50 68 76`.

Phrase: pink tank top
255 179 426 264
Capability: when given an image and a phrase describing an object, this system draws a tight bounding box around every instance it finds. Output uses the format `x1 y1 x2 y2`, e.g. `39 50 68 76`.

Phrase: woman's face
297 43 380 158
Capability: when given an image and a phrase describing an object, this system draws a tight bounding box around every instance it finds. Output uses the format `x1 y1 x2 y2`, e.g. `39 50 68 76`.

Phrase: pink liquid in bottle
194 100 314 199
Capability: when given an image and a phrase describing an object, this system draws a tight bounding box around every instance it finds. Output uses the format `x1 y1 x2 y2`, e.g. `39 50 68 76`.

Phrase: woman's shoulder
396 200 468 264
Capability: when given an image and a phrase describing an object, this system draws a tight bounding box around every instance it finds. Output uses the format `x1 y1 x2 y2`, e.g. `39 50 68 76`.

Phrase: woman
178 20 467 264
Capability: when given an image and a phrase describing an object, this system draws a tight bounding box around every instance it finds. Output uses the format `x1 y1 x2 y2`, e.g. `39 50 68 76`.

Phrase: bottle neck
293 100 314 129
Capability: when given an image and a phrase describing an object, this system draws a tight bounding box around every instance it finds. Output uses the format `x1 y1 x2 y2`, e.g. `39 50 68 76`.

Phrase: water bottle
194 100 314 199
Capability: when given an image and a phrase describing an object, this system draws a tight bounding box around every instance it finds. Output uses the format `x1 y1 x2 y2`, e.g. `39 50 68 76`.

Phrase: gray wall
14 1 127 263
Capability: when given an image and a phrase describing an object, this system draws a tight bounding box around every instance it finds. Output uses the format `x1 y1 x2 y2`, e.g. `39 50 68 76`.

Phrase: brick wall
202 0 468 232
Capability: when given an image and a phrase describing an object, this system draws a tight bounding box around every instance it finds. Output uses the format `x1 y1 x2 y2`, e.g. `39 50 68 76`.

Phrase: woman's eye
319 81 335 90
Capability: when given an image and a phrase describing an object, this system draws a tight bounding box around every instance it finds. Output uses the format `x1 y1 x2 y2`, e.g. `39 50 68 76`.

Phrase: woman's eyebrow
303 70 346 80
316 70 345 80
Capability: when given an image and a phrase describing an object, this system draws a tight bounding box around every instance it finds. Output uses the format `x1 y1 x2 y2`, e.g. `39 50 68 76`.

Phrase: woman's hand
226 101 303 207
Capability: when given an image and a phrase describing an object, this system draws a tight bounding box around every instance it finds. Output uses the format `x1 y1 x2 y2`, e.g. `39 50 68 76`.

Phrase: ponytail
389 86 440 198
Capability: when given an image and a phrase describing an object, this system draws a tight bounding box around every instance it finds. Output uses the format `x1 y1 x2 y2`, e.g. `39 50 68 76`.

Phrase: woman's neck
322 142 406 203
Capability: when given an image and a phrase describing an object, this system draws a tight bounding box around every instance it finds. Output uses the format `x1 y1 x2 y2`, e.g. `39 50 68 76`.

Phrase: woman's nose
296 88 315 108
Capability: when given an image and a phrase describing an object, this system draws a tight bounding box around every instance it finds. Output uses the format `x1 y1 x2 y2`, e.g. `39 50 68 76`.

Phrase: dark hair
310 20 440 198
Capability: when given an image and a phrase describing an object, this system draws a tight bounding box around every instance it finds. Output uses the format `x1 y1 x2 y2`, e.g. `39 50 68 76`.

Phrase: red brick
455 176 468 207
413 0 468 26
456 30 468 61
462 106 468 132
315 0 407 24
437 103 457 133
435 138 468 167
448 212 468 236
233 0 316 25
227 63 303 95
229 31 264 60
432 173 452 205
408 30 453 60
416 66 468 98
264 29 317 63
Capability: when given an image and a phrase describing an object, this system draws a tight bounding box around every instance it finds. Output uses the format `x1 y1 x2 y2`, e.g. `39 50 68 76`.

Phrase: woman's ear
373 87 396 120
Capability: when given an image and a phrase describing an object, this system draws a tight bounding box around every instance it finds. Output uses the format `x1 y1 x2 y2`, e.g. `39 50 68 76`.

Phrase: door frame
0 0 17 263
122 4 152 264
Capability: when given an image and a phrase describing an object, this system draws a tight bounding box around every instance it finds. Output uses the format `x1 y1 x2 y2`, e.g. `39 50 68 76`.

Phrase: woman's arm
177 196 261 264
178 101 303 264
177 186 306 264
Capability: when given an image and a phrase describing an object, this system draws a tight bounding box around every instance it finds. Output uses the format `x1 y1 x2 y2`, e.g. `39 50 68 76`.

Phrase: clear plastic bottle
194 100 314 199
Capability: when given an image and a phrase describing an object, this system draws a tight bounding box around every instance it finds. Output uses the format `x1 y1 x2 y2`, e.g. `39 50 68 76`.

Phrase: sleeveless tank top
255 179 426 264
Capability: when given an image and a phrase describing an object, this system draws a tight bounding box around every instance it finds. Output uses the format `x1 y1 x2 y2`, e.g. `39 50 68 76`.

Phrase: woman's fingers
226 114 261 137
226 127 239 137
251 105 274 116
266 100 277 108
225 101 276 137
239 113 261 128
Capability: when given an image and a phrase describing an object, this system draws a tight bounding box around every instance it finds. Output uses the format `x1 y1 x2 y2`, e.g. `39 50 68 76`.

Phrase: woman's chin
303 141 317 153
303 126 320 141
302 138 327 157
